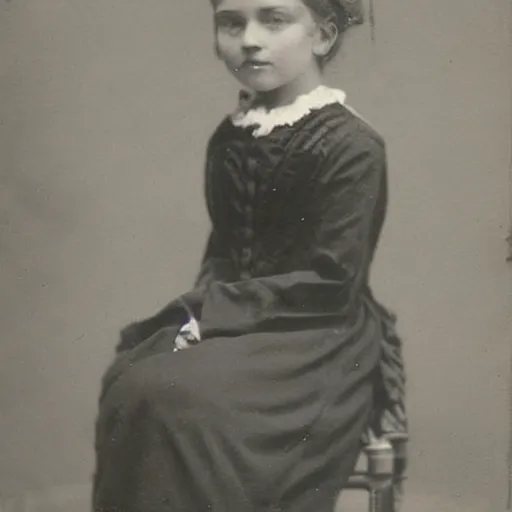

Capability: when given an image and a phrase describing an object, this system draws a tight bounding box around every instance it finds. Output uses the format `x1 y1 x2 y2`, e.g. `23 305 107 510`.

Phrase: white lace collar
230 85 347 137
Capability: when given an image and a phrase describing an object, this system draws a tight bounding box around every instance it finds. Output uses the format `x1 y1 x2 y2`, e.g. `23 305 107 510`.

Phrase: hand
173 317 201 352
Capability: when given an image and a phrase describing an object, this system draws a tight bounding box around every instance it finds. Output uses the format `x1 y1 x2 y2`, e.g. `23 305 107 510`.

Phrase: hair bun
335 0 365 26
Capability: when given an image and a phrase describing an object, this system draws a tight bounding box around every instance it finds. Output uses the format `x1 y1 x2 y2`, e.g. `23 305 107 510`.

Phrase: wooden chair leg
369 485 394 512
365 438 395 512
344 435 408 512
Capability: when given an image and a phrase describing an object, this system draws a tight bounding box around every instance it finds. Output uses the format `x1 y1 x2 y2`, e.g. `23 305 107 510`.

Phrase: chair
345 433 408 512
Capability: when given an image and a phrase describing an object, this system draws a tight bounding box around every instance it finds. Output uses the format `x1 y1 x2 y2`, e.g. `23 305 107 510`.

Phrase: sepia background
1 1 511 511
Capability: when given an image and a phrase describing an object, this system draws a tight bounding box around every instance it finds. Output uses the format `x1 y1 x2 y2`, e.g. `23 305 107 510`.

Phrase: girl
93 1 408 511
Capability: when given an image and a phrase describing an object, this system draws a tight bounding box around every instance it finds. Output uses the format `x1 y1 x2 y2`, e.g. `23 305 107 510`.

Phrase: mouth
241 60 272 70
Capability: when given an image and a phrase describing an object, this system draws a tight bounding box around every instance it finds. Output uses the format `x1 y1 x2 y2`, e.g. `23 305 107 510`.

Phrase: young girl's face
213 0 331 98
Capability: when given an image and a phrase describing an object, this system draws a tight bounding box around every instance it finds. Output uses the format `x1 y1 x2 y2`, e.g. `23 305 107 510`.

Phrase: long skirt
92 306 381 512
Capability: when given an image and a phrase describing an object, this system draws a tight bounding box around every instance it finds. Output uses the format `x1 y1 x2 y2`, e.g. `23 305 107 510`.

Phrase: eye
215 13 245 35
261 11 291 29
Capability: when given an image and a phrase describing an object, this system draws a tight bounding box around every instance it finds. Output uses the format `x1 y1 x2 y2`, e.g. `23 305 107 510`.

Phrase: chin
239 78 284 93
249 84 280 93
233 71 284 93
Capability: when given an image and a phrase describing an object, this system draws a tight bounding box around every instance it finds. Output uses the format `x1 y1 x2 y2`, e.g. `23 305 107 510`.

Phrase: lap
95 320 380 511
99 318 379 458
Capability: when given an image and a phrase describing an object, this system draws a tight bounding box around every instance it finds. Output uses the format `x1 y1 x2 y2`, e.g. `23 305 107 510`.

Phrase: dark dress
93 102 407 512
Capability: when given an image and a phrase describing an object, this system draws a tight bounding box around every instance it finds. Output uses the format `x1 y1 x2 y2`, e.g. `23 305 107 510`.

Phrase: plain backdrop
1 1 511 511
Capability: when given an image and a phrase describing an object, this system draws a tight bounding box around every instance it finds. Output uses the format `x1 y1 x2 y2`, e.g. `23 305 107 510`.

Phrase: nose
241 20 264 51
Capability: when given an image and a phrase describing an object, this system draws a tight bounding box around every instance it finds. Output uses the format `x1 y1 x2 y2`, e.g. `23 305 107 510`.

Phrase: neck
254 69 323 110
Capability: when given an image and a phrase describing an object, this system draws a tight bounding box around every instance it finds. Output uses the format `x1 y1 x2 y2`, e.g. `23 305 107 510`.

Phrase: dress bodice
204 102 388 282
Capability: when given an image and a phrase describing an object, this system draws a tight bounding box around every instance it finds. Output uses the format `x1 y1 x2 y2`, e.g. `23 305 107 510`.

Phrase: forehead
213 0 306 12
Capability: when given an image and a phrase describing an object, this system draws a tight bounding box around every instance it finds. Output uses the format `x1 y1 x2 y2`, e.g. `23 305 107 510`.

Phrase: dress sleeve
115 229 236 352
199 131 387 338
172 228 237 320
194 229 237 290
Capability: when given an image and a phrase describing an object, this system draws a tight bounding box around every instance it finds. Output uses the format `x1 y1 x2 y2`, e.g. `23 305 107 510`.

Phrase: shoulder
309 105 387 186
206 116 242 152
310 103 386 156
204 102 386 162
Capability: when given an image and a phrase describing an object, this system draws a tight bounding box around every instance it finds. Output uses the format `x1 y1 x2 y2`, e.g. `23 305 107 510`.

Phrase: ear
312 19 338 59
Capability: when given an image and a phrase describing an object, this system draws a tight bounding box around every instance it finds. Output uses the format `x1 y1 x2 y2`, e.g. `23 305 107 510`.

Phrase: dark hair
301 0 350 65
